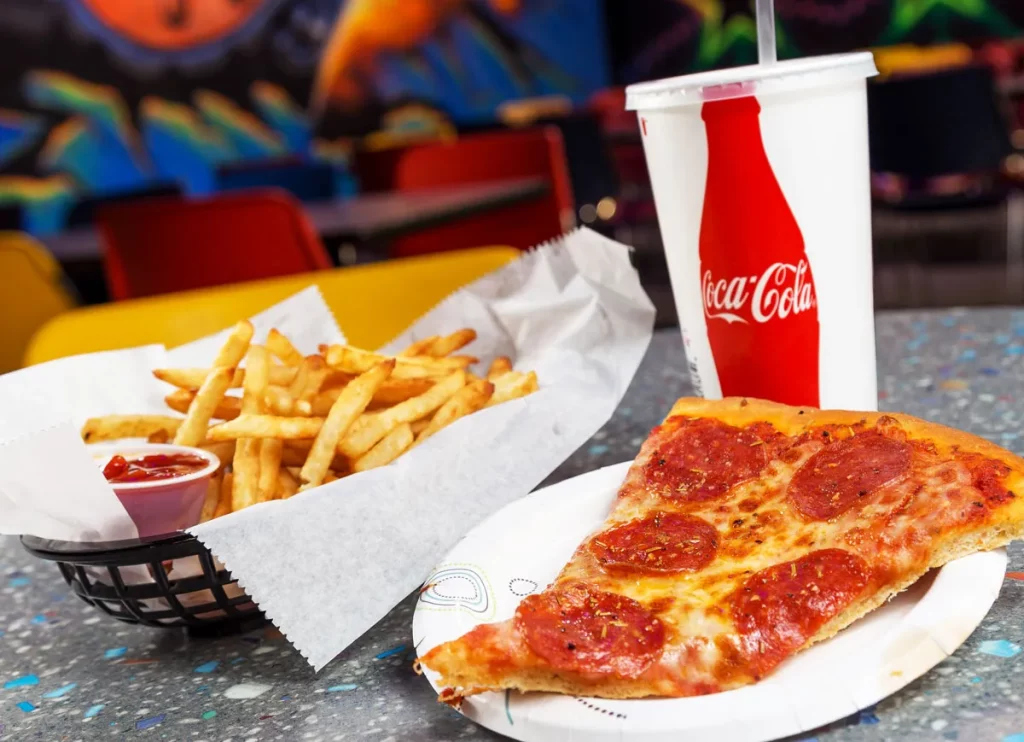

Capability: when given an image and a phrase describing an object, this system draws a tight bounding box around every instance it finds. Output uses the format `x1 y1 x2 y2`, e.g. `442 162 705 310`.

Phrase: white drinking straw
756 0 777 65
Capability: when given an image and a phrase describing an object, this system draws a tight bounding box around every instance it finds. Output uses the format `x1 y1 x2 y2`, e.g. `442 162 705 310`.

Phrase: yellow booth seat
26 246 519 365
0 232 77 373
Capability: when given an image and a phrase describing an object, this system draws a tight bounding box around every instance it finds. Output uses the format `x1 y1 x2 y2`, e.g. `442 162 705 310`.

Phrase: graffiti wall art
0 0 609 235
609 0 1024 84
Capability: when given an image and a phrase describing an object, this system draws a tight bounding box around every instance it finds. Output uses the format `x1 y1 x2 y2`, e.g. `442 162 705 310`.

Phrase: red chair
97 190 332 300
354 127 575 257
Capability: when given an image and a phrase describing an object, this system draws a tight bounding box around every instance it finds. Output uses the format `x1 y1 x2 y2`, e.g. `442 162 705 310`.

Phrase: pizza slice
419 397 1024 700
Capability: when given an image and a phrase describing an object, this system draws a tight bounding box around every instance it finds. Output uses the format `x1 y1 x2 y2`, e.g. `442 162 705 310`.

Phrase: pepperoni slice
514 584 665 678
966 455 1016 508
588 512 718 574
644 417 770 501
788 432 911 520
730 549 869 677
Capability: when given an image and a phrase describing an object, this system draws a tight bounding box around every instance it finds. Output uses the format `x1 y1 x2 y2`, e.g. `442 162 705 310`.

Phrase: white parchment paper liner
0 228 654 670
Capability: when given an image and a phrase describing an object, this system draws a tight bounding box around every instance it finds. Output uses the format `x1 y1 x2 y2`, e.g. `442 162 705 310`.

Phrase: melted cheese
553 428 1003 693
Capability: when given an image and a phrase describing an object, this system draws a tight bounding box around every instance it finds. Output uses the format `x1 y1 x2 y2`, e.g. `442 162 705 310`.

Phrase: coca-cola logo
702 260 816 325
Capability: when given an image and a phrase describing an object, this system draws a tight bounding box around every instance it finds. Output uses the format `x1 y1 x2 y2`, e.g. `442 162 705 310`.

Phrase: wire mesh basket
21 531 265 636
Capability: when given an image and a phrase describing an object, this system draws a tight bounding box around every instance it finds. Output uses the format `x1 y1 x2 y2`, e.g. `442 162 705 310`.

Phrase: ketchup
102 453 208 483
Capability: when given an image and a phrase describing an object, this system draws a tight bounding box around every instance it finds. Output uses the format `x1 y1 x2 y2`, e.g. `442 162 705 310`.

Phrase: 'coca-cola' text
702 260 816 325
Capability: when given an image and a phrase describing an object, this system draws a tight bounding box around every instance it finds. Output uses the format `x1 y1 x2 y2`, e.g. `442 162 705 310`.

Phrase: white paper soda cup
626 53 879 411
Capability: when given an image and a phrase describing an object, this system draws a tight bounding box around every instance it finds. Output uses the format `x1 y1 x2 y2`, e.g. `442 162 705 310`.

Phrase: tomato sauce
102 453 208 484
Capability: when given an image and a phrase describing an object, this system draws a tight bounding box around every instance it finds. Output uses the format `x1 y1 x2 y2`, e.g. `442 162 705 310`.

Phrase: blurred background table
39 178 549 265
4 308 1024 741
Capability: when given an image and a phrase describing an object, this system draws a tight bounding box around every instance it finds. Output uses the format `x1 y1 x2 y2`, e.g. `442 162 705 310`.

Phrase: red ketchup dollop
102 453 208 484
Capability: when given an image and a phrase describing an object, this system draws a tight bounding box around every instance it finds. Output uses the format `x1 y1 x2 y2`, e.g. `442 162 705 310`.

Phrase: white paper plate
413 462 1007 742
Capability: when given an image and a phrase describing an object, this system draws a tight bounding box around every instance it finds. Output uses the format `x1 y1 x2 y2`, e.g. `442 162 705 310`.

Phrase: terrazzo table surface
4 312 1024 742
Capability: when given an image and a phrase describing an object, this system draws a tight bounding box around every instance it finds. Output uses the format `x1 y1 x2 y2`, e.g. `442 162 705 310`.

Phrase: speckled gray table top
4 312 1024 742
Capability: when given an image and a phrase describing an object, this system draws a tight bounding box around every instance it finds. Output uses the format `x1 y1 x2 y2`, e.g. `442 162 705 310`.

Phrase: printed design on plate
574 696 627 719
418 563 495 619
508 578 538 596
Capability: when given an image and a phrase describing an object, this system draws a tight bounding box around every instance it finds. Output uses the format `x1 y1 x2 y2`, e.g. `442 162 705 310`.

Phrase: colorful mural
0 0 608 235
4 0 1021 237
611 0 1024 84
312 0 606 131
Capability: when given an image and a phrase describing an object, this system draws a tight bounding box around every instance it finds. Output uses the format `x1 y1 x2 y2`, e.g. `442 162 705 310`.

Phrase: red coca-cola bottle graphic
698 95 820 407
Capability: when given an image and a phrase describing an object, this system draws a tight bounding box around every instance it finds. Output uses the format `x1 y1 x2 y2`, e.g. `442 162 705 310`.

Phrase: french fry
429 329 476 357
241 346 269 416
173 321 254 447
399 335 440 357
398 329 476 357
232 344 270 511
267 366 300 386
310 387 341 416
147 430 171 444
352 423 414 473
214 472 234 518
325 376 434 411
264 386 295 416
232 439 261 510
312 377 436 415
311 382 432 417
338 369 466 458
81 415 183 443
266 328 304 366
287 357 310 397
321 370 354 390
153 367 240 390
209 415 325 441
201 471 223 522
276 468 299 499
173 367 234 446
300 360 394 490
109 323 539 500
281 442 349 470
198 440 236 464
165 389 241 420
415 379 494 445
153 365 295 390
486 370 540 407
325 345 472 380
487 356 513 380
213 320 255 368
282 440 311 461
299 356 329 403
370 378 435 407
258 439 283 501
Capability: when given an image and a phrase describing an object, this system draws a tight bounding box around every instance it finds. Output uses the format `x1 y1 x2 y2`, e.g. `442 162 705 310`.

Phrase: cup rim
625 52 878 111
86 442 220 492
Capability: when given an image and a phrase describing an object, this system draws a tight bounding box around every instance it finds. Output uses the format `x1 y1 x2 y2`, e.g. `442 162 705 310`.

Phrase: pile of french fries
81 321 538 523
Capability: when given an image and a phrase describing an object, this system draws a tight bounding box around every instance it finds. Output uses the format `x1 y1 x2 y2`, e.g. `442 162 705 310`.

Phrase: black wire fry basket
21 532 266 636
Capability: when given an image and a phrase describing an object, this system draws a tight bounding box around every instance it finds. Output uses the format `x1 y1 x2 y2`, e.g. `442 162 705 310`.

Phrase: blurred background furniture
0 232 77 372
65 183 184 228
26 246 520 365
2 0 1024 342
869 65 1020 308
354 127 575 257
41 178 549 268
215 158 336 202
97 190 331 300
